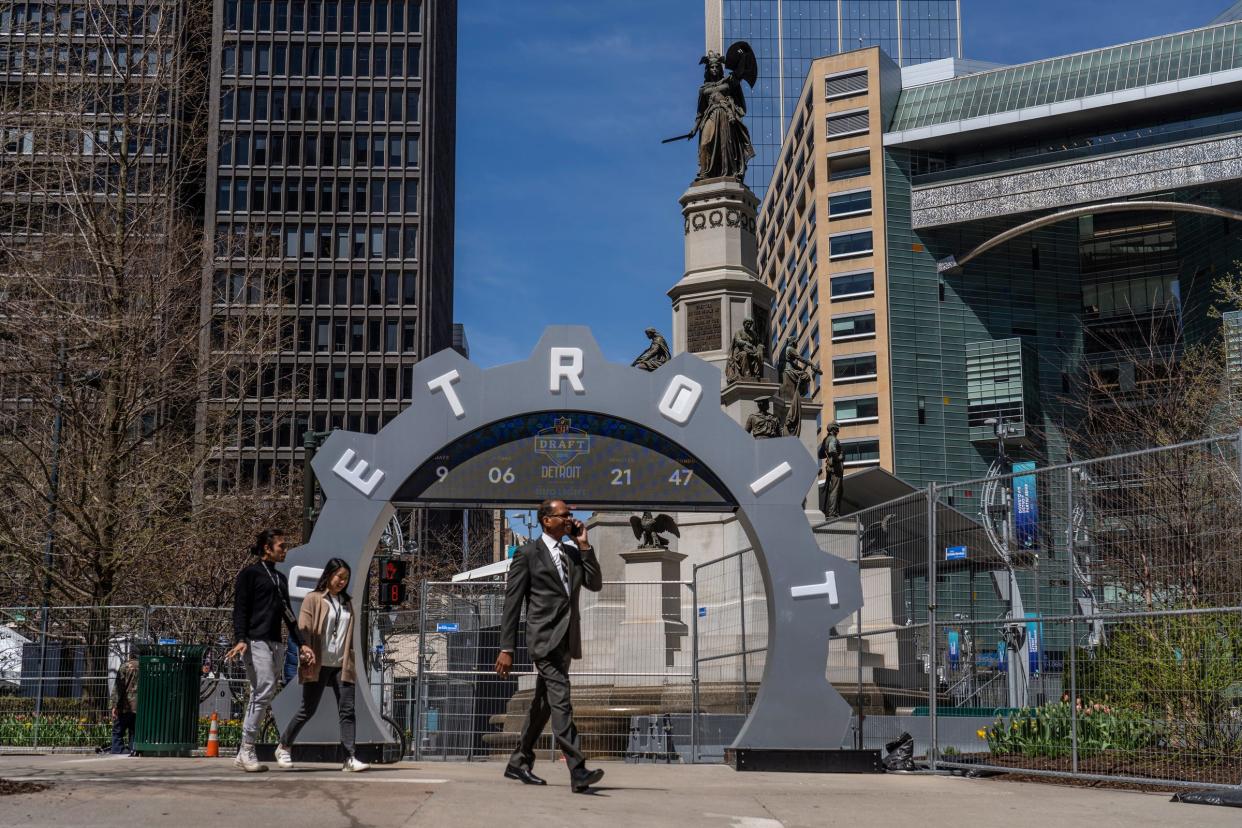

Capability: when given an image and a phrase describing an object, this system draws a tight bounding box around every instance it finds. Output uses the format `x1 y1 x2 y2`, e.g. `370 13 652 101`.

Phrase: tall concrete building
705 0 962 198
761 17 1242 490
203 0 456 490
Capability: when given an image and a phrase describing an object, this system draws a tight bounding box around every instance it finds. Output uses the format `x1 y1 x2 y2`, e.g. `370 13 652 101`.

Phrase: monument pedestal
615 546 688 687
670 178 776 387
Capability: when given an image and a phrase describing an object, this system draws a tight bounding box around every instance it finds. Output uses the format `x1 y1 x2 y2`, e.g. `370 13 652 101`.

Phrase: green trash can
133 644 207 756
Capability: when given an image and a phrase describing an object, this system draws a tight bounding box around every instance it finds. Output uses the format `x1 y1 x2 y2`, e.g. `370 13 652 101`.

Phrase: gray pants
508 645 587 775
242 639 281 746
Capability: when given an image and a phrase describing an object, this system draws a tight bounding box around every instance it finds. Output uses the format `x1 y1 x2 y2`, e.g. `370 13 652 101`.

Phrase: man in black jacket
225 528 310 772
495 499 604 793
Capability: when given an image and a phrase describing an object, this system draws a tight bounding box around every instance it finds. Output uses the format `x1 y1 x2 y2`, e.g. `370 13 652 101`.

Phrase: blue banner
947 631 960 670
1012 461 1038 549
1025 612 1042 677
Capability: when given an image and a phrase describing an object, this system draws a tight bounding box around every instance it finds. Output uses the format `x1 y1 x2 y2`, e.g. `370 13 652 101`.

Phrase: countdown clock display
396 411 736 510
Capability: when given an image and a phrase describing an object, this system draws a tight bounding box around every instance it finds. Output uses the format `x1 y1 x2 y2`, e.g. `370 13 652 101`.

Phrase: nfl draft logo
535 417 591 467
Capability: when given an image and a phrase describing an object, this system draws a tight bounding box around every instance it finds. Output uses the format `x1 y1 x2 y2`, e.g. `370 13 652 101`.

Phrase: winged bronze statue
629 511 680 549
662 41 757 181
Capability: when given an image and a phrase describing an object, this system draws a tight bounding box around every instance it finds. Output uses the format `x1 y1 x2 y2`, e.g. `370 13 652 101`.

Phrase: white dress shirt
541 532 572 595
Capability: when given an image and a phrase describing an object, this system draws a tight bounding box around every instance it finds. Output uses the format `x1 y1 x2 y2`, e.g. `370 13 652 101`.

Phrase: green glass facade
891 21 1242 132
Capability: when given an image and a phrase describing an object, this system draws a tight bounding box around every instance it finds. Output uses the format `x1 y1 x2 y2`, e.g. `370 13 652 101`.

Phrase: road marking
7 774 449 784
62 756 133 764
704 814 784 828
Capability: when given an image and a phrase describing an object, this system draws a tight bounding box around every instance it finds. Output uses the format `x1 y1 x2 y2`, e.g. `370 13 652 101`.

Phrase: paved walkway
0 754 1235 828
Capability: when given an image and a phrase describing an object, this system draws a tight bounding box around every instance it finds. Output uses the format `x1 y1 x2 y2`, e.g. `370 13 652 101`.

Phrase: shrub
980 699 1160 759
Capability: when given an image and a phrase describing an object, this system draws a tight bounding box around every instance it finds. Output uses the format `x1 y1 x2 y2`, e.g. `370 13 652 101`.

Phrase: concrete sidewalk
0 754 1234 828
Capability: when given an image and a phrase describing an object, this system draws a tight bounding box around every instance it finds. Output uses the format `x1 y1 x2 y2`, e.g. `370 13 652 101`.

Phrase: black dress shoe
504 766 547 785
571 767 604 793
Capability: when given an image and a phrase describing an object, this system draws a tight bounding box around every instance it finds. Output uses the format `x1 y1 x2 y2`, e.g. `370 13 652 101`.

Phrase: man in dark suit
495 498 604 793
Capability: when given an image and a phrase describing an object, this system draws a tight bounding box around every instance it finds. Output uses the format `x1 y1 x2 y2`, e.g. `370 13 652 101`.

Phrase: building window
831 270 874 300
831 313 875 342
832 353 877 383
834 396 879 425
842 439 881 467
966 339 1027 442
825 70 868 101
827 109 869 138
828 149 869 181
829 231 872 260
829 189 871 219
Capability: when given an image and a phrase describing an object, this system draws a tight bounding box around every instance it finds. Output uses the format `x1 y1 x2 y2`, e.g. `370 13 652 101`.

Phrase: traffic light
379 559 408 607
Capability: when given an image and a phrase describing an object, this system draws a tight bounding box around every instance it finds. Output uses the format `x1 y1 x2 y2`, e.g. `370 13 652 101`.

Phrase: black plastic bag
883 731 915 771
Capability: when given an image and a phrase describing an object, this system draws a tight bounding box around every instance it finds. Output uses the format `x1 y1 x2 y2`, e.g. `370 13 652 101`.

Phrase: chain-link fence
4 435 1240 785
0 604 245 751
395 579 695 763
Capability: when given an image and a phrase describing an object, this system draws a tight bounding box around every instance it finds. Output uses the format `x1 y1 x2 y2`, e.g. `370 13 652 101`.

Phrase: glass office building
204 0 457 490
707 1 961 198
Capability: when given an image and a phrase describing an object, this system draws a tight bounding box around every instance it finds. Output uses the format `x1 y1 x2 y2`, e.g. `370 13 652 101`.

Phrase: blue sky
456 1 1232 542
453 1 1233 371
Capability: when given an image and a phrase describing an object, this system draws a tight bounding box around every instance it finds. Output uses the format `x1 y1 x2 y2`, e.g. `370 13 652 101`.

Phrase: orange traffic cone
206 711 220 757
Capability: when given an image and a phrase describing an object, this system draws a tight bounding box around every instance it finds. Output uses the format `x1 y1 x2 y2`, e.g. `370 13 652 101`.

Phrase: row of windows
830 270 874 299
213 268 418 306
0 44 171 75
222 42 420 79
0 4 164 36
297 316 418 353
224 0 421 35
831 312 876 341
215 222 418 261
216 175 418 215
221 85 420 123
828 189 871 218
833 395 879 424
217 130 419 168
832 353 877 383
2 127 171 158
828 150 870 181
211 359 416 403
211 314 417 354
842 439 880 466
829 230 873 259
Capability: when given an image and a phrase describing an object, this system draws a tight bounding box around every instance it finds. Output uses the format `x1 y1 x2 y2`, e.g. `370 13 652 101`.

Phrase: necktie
554 543 571 595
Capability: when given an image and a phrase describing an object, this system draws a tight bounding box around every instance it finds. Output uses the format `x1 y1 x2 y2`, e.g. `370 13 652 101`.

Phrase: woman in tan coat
274 558 368 772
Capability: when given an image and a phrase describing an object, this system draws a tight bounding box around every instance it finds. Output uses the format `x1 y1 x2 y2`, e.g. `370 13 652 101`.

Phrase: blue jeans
283 637 299 685
111 711 135 754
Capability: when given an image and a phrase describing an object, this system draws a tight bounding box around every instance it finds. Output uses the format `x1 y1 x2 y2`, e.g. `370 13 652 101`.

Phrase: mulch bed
0 779 48 796
946 752 1242 793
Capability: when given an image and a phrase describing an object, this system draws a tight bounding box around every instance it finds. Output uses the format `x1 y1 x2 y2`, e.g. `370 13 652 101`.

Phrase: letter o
658 374 703 425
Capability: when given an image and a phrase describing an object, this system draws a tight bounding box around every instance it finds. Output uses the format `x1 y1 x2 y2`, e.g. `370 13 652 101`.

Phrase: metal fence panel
404 580 695 763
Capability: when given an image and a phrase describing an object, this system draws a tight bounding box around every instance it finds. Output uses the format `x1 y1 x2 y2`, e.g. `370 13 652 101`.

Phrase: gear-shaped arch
274 327 862 753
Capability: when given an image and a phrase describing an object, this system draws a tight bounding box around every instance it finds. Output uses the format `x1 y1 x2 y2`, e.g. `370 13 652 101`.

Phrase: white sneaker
275 745 293 769
342 756 370 773
233 745 267 773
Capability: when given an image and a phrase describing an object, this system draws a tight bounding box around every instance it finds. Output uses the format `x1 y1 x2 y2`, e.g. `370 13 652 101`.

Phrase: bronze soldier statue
819 421 844 518
745 396 782 439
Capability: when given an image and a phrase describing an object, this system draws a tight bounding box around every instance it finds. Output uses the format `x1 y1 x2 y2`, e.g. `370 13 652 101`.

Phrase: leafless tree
0 2 292 710
1059 282 1242 611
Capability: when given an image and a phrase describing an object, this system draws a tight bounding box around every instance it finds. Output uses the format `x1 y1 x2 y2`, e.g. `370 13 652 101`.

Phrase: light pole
983 416 1029 708
301 429 334 540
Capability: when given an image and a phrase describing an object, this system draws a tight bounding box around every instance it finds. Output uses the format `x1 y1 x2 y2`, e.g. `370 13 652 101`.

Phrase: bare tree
0 2 290 710
1059 281 1242 610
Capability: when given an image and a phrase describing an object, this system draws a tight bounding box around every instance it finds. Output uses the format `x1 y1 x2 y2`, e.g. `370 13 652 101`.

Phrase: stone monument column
669 177 775 388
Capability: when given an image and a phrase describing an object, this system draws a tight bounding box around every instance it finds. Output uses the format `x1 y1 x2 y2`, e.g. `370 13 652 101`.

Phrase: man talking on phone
496 499 604 793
